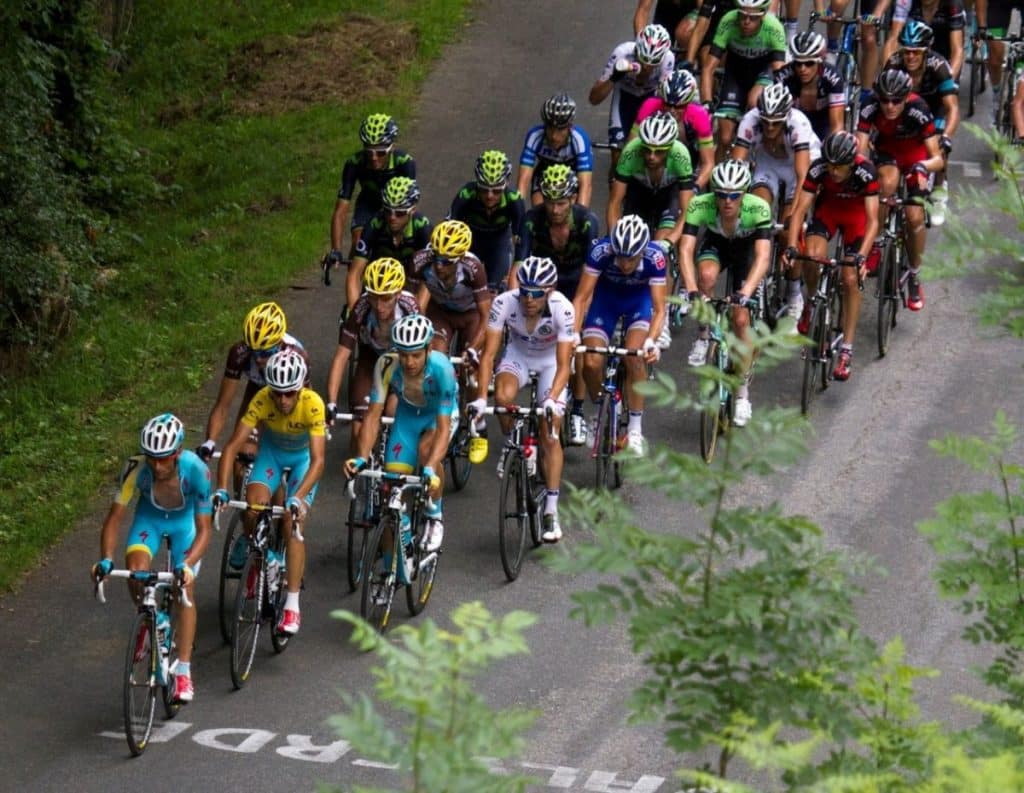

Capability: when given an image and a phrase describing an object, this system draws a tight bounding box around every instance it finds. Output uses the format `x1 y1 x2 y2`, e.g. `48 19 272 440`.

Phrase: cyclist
195 301 309 466
513 165 600 446
449 150 526 291
344 315 456 553
93 413 212 704
685 0 734 83
815 0 888 100
635 0 702 53
346 176 433 311
630 68 715 190
325 258 420 446
772 30 848 140
680 160 774 427
589 23 676 174
1014 47 1024 138
326 113 416 276
573 215 666 455
214 350 326 636
885 0 966 77
608 112 695 242
856 68 944 311
701 0 788 161
516 93 595 209
977 0 1023 122
409 220 491 367
468 257 576 542
732 82 822 318
882 20 960 224
783 130 880 380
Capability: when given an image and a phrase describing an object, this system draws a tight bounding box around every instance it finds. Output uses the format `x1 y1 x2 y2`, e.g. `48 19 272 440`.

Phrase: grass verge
0 0 473 592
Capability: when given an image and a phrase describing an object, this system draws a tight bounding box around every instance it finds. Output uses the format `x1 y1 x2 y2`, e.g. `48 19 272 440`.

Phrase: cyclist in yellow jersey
214 350 326 636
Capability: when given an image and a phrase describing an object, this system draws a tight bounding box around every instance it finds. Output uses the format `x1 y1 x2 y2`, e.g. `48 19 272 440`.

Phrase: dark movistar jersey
449 182 527 243
353 211 434 275
336 149 416 207
516 204 600 286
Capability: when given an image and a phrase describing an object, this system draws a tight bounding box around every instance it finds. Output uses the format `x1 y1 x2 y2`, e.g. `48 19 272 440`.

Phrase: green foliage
553 324 876 777
933 124 1024 340
918 411 1024 700
328 603 539 793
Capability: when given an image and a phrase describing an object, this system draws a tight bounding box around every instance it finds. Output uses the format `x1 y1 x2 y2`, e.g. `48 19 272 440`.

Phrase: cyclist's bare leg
580 337 607 401
904 202 927 270
281 510 304 595
803 234 828 297
623 326 650 411
174 578 197 664
417 427 446 493
729 302 755 376
242 481 272 540
716 118 738 162
538 414 564 491
877 163 898 229
859 17 881 91
492 372 519 437
840 251 862 345
1014 77 1024 137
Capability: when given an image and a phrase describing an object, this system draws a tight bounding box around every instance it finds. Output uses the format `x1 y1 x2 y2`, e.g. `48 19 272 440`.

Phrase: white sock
285 592 300 612
545 489 559 515
628 411 643 433
787 279 802 298
738 383 750 400
176 661 191 677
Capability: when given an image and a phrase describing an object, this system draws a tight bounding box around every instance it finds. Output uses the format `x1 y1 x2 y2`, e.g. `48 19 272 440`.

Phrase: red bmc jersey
802 154 879 211
857 93 936 166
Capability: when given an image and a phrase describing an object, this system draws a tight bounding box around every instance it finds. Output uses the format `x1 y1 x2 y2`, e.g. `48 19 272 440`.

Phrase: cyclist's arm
942 93 961 139
829 104 846 134
186 511 213 573
577 169 594 209
354 399 384 462
701 52 722 103
786 185 815 250
589 76 614 105
606 178 628 232
416 282 431 313
292 431 325 505
551 338 575 401
347 256 368 311
975 0 988 27
203 373 240 449
470 292 492 352
949 30 965 80
425 412 451 474
647 281 668 346
920 134 944 171
855 129 872 155
217 416 256 494
98 500 128 563
740 238 773 300
326 342 354 408
883 23 903 62
787 149 812 219
688 14 711 64
572 271 599 334
678 232 700 294
475 325 504 402
860 194 881 258
634 0 655 35
666 188 696 244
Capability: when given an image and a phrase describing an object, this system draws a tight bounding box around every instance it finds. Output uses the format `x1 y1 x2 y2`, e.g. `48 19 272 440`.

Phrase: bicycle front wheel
498 449 528 581
123 611 157 757
360 516 397 632
230 554 263 690
217 510 244 644
446 422 473 491
876 240 899 357
698 340 726 462
801 304 826 414
406 517 440 616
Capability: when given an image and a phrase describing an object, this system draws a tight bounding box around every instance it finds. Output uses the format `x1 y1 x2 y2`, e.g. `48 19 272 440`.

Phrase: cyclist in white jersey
468 257 576 543
732 82 821 318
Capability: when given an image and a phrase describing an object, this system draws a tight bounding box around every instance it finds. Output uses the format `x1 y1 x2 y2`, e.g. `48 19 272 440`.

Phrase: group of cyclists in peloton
91 0 1020 706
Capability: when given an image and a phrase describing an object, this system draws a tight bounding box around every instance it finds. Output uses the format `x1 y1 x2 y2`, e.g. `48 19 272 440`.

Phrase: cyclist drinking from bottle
214 350 326 637
344 315 456 553
93 413 212 704
469 256 576 542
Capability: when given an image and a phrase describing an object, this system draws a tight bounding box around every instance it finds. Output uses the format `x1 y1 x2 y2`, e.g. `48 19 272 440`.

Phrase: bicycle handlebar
468 404 558 440
95 569 193 608
331 412 395 425
575 344 645 356
809 11 881 26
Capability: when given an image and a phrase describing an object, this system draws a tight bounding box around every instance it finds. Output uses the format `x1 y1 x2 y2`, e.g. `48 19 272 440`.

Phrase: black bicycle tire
876 239 898 356
699 339 723 462
268 528 291 654
528 469 545 548
446 422 473 491
360 514 396 633
406 507 439 615
123 610 157 757
498 449 528 581
800 305 824 414
821 272 841 392
593 397 610 489
160 602 181 720
217 510 243 645
968 50 981 116
345 490 369 593
229 553 262 690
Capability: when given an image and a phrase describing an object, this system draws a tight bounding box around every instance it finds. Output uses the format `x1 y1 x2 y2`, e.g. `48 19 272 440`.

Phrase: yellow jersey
242 386 327 452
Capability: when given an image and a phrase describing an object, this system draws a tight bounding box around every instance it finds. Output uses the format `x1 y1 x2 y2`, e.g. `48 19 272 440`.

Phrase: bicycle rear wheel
345 488 371 593
123 611 157 757
968 50 983 116
217 510 244 644
498 449 528 581
446 421 473 491
360 516 397 632
229 553 263 690
801 304 826 414
876 240 899 356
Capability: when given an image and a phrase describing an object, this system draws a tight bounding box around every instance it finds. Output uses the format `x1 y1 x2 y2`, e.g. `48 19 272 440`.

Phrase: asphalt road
2 1 1022 791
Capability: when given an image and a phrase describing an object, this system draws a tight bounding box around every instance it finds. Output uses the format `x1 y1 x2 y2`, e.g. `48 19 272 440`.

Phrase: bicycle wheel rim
218 510 243 645
360 516 396 632
498 451 528 581
801 306 823 414
447 424 473 491
230 554 262 689
123 611 157 757
346 496 364 593
699 340 722 462
877 243 897 356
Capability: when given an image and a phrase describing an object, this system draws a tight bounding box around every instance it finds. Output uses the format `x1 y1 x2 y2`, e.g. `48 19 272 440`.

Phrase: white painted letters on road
521 762 581 788
192 728 277 753
99 720 193 743
584 771 666 792
276 734 353 763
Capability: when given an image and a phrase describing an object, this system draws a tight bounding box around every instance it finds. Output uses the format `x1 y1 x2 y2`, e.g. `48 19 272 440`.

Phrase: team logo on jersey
537 322 553 336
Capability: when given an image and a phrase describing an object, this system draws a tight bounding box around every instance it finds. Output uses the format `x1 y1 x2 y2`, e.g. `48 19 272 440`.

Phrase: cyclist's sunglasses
519 287 547 299
386 208 411 217
434 255 456 266
794 59 819 68
365 147 391 158
254 345 280 360
271 388 300 398
476 184 505 195
878 96 906 105
739 12 765 21
714 190 743 201
642 145 672 156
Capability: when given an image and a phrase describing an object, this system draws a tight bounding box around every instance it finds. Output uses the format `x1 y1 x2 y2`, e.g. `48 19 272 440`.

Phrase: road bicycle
95 568 190 757
336 412 394 592
790 252 861 414
810 10 882 131
966 26 989 118
578 330 648 490
214 450 255 644
352 468 440 633
876 191 911 357
472 374 554 581
694 297 735 463
444 353 474 492
992 38 1024 140
216 499 298 689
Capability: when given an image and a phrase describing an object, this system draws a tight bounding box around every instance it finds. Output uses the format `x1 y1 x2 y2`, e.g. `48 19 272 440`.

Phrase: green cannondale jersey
682 192 773 240
614 138 694 192
710 10 787 67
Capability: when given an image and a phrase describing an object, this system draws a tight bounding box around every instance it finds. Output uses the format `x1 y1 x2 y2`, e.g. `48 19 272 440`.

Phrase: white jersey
735 107 822 163
600 42 675 98
488 289 576 356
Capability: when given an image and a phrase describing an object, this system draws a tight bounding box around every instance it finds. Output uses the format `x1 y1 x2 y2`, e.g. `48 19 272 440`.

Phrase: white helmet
391 314 435 352
710 159 752 192
611 215 651 257
757 82 794 121
518 256 559 289
735 0 771 13
140 413 185 458
264 349 307 391
638 112 679 148
635 24 672 65
790 31 826 60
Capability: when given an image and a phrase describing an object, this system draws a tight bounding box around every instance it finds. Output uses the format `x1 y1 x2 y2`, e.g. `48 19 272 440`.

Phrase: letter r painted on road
276 734 352 763
584 771 666 792
192 728 277 753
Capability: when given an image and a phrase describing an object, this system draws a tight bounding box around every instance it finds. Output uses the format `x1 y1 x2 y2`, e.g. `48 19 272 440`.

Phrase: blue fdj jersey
585 239 668 294
370 350 457 418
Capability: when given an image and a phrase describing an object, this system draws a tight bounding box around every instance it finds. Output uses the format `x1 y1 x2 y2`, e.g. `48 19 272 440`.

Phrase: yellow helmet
363 257 406 295
243 301 287 351
430 220 472 259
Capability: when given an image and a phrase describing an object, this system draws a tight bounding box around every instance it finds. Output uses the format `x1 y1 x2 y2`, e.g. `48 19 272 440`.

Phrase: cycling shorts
608 91 648 145
582 287 653 344
624 184 681 230
125 510 196 571
351 197 378 232
470 232 514 289
426 303 484 354
874 152 934 199
696 233 757 285
495 349 567 405
384 403 460 473
751 155 800 203
348 347 379 416
249 443 318 508
807 205 866 251
715 69 772 121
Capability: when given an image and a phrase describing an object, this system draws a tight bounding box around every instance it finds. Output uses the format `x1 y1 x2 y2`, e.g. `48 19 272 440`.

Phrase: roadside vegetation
0 0 472 591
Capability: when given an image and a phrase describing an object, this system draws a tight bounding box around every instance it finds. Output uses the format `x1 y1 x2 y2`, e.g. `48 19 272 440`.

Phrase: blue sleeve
572 128 594 172
182 452 213 515
519 126 543 168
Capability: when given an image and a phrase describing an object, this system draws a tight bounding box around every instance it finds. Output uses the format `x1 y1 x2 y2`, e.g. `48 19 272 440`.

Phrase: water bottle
266 551 281 595
523 435 537 477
